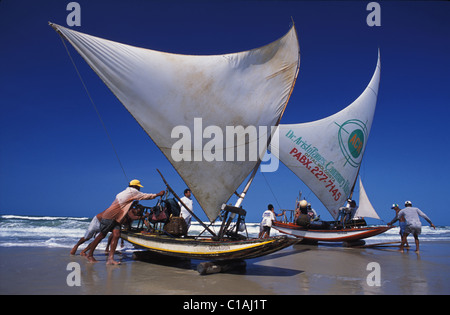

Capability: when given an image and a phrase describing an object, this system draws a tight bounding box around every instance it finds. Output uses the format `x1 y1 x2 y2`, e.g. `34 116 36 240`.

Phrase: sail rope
261 172 282 210
58 36 129 183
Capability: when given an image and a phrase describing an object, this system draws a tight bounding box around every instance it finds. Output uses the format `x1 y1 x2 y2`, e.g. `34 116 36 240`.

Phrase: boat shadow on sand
244 247 309 277
131 246 308 276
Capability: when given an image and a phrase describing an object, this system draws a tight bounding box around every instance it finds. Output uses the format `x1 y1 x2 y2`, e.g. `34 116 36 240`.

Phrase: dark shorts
404 224 421 236
261 226 271 233
296 214 310 227
99 219 120 235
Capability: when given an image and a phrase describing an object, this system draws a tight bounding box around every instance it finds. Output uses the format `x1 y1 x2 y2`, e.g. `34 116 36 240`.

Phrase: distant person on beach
86 179 164 265
388 203 409 247
179 188 193 230
259 204 284 238
397 201 436 253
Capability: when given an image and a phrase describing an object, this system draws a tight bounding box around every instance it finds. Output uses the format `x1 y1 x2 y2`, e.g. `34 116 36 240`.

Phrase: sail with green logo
271 51 380 219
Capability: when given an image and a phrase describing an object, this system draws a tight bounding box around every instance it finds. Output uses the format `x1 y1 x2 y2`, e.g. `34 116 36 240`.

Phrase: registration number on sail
289 147 342 201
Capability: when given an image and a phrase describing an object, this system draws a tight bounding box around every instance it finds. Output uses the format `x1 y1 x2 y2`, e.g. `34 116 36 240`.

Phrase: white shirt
116 187 155 206
398 207 432 228
261 210 275 227
179 196 193 227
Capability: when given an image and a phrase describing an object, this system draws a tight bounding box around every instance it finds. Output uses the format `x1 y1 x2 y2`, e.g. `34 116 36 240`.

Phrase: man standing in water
259 204 284 239
86 179 164 265
398 201 436 253
179 188 193 230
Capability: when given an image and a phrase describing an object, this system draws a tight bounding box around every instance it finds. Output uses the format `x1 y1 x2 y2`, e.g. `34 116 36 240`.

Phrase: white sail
355 178 380 220
50 23 300 221
271 52 380 219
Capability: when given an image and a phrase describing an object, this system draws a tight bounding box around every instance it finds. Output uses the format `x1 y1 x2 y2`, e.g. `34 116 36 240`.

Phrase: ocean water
1 214 449 249
0 214 268 251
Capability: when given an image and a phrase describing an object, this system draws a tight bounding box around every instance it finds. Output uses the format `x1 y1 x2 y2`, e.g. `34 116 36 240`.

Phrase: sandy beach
1 241 449 296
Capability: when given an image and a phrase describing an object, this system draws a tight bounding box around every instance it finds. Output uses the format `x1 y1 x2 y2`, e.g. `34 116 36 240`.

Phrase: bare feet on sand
106 258 121 265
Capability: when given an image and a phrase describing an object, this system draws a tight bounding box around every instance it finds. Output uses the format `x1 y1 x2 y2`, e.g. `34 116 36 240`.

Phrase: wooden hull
273 222 392 242
121 230 299 261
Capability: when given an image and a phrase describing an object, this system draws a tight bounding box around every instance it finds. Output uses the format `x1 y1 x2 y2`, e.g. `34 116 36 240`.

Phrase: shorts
261 226 271 233
404 224 421 236
84 216 101 240
399 222 407 236
296 214 310 227
99 218 120 235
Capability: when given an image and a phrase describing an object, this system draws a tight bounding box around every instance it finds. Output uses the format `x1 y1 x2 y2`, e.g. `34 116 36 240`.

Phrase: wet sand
1 241 449 295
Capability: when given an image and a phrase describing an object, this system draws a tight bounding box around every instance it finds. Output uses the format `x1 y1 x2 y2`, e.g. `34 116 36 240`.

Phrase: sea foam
1 214 448 249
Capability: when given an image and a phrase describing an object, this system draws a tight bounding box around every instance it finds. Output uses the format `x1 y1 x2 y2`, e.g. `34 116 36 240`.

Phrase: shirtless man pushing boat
86 179 164 265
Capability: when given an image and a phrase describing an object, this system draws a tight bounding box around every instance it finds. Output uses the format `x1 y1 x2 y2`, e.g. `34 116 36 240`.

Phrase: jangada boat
273 178 392 243
270 52 392 244
273 223 391 244
50 22 300 261
121 170 298 260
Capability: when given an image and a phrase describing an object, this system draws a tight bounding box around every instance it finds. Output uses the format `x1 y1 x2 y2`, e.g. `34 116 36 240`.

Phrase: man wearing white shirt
179 189 193 229
259 204 284 238
398 201 435 253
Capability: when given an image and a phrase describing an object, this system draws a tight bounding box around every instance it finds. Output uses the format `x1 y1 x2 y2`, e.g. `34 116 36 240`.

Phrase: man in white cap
86 179 164 265
397 201 435 253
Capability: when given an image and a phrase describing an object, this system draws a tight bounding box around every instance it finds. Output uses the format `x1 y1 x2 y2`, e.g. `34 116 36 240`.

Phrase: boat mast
348 148 365 201
225 50 299 237
234 162 260 208
233 39 300 209
348 167 360 200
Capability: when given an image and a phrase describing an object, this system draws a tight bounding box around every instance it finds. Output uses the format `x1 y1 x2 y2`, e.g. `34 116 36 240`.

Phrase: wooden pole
197 260 247 275
157 169 217 237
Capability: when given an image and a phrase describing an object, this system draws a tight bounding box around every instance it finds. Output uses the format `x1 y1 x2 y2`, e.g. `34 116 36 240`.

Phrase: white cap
299 200 308 208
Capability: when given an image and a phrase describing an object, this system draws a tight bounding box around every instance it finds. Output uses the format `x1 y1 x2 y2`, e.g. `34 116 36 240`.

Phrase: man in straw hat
86 179 164 265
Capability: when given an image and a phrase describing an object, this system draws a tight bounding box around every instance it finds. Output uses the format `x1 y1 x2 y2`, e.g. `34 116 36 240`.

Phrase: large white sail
271 52 380 219
50 23 300 221
355 178 380 220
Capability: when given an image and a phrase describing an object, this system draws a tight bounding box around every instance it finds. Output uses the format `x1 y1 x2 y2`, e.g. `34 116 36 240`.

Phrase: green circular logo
348 129 364 158
337 119 368 168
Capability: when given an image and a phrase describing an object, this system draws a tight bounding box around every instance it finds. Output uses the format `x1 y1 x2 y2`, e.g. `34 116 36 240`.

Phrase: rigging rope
59 36 129 183
261 171 282 210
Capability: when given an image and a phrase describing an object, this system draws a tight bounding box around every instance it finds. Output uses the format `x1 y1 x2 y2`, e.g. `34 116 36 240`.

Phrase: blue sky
1 1 449 225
